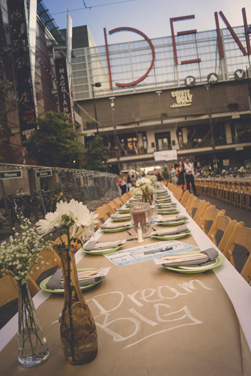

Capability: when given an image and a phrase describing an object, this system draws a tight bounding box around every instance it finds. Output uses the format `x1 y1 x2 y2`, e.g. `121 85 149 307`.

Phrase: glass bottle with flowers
0 218 50 368
36 199 98 365
135 177 154 204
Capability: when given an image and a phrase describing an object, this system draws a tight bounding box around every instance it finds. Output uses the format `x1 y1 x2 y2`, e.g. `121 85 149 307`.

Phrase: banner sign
55 58 73 119
8 0 36 143
154 150 177 162
0 170 23 179
36 170 52 178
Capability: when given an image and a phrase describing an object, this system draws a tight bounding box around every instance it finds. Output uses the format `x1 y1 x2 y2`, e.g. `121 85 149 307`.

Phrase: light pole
109 97 118 158
91 82 101 133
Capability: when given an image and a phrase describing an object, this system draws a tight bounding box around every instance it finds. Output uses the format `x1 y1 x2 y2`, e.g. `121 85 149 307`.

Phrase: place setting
82 239 127 255
156 207 179 215
150 224 191 240
154 214 188 226
39 266 111 293
110 212 131 222
100 220 131 233
154 247 225 274
117 206 131 213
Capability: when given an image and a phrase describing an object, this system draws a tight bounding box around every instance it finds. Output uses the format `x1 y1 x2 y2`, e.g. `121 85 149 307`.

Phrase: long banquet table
1 187 251 376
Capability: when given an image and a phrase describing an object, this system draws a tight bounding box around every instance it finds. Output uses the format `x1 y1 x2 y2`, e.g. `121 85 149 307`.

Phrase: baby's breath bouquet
0 218 50 367
0 218 50 285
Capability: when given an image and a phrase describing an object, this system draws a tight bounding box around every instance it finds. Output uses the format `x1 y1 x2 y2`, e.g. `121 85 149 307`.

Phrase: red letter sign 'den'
104 27 155 88
170 15 201 65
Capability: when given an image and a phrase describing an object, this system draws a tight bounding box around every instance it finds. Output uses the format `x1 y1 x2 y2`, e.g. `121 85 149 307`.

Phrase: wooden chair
0 274 18 307
193 201 211 224
0 274 19 328
174 187 183 201
242 181 251 210
198 206 225 234
186 197 205 218
101 204 113 217
28 246 61 296
184 193 195 210
120 192 130 203
93 207 109 228
106 201 118 214
180 190 191 206
207 215 242 252
223 225 251 284
113 198 123 208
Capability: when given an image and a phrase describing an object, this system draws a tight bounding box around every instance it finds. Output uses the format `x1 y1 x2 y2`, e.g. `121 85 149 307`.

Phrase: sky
46 0 251 46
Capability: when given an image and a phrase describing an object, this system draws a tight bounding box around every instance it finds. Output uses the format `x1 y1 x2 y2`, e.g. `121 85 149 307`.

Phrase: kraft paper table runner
1 254 251 376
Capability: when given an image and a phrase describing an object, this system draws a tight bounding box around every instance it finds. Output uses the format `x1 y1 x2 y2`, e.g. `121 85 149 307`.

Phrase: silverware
127 235 151 241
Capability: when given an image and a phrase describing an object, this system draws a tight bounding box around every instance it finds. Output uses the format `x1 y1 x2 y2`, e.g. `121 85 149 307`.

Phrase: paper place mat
105 241 198 267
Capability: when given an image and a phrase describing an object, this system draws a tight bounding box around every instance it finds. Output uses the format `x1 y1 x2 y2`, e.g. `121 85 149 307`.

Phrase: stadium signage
104 8 250 89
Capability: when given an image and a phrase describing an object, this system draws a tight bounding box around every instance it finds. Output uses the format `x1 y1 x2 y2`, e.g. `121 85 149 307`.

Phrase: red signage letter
108 27 155 87
219 10 248 56
242 8 251 55
170 15 201 65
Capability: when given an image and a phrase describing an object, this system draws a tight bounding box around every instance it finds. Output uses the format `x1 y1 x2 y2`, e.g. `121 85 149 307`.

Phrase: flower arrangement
36 199 98 248
135 177 154 204
146 174 157 184
0 218 50 285
238 166 246 176
0 217 51 367
36 199 99 365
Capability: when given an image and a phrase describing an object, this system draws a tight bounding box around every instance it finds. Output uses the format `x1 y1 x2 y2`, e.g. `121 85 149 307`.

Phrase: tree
84 135 108 172
26 111 85 168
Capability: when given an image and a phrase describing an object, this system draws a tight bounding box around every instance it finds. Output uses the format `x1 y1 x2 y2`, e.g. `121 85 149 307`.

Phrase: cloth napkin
162 248 219 267
46 269 101 289
157 214 187 223
111 213 131 220
157 208 179 213
155 198 171 203
156 203 177 208
84 239 124 251
101 221 131 229
152 225 189 237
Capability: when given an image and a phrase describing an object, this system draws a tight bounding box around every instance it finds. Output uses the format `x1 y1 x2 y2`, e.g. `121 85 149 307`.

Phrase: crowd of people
117 158 198 196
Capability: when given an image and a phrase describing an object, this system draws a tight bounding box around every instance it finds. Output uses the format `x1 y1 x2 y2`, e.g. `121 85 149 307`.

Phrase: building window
155 132 171 151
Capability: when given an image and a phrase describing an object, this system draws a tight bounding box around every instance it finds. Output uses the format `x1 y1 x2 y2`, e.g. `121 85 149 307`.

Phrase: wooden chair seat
0 274 19 328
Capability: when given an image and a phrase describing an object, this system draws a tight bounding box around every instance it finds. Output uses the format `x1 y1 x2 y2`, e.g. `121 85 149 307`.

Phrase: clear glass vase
56 247 98 365
18 282 50 367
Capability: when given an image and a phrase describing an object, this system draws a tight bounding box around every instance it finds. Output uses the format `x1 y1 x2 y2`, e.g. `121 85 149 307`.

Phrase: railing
0 163 119 239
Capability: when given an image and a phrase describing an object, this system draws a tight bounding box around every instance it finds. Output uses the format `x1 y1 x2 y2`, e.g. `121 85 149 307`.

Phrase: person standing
175 161 185 190
170 165 176 185
120 175 127 195
184 158 197 195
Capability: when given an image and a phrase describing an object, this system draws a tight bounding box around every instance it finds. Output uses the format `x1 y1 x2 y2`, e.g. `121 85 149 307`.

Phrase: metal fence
0 163 119 239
